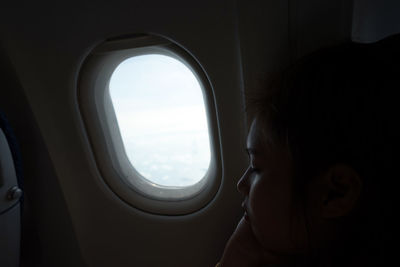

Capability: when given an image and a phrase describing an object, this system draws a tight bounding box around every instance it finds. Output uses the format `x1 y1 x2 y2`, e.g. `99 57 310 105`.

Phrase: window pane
109 54 211 187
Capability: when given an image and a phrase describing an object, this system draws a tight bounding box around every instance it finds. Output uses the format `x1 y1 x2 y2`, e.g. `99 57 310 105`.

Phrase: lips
244 211 250 222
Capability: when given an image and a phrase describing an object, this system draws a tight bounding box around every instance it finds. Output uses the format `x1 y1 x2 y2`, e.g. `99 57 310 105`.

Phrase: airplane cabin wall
2 1 247 266
237 0 353 112
0 49 85 266
1 0 355 266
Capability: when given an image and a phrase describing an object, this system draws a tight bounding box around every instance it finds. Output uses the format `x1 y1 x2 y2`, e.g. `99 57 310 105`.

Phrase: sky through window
109 54 211 187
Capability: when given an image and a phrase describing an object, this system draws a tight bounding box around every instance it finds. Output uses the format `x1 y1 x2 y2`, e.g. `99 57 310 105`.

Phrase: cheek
249 177 300 253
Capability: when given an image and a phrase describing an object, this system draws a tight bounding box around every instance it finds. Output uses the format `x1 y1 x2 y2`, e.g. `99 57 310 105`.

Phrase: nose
237 166 251 196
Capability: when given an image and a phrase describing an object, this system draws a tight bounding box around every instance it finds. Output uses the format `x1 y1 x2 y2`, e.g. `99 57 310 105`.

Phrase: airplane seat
0 111 23 267
352 0 400 43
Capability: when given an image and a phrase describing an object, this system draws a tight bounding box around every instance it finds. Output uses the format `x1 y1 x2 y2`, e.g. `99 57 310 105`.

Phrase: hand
219 217 281 267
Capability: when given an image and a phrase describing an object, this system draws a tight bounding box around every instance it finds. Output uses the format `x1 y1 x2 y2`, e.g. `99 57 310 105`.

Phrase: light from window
109 54 211 187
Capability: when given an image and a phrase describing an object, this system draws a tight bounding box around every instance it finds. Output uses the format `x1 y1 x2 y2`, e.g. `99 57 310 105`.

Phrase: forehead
247 117 273 154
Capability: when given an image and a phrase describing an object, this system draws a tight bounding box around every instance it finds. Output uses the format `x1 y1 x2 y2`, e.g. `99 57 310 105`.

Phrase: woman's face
237 117 307 256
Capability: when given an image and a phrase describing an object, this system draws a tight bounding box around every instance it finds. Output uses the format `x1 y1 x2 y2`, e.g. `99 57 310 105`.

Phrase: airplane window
79 35 221 214
109 54 211 187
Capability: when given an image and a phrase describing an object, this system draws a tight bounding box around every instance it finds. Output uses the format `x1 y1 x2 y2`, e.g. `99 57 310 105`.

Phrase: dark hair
248 36 398 266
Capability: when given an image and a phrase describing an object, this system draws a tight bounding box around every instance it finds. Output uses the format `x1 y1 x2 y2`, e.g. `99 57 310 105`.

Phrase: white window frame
78 34 222 215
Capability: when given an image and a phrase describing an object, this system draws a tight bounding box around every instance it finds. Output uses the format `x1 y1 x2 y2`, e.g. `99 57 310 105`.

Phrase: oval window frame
78 34 222 215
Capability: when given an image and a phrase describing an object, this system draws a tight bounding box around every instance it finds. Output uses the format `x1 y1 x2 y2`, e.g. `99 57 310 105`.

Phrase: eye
249 166 260 174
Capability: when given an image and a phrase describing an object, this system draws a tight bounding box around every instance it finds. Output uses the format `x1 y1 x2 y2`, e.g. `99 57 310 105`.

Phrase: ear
320 164 362 219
